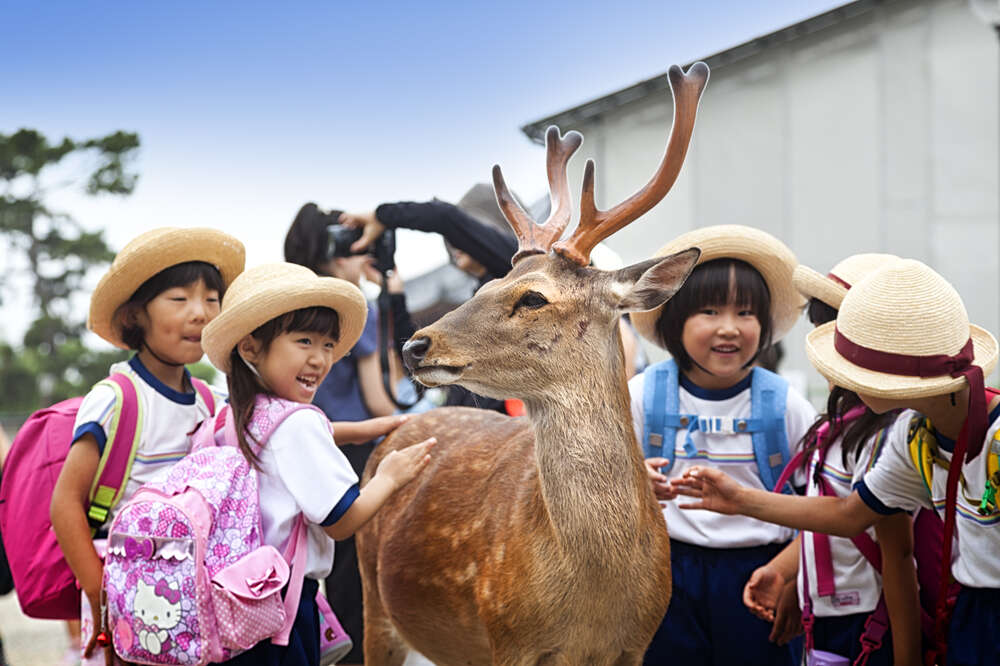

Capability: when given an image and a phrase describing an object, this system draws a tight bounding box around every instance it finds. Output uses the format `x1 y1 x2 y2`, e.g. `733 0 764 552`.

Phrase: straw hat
88 227 246 348
202 263 368 373
632 224 805 345
793 253 900 309
806 259 998 398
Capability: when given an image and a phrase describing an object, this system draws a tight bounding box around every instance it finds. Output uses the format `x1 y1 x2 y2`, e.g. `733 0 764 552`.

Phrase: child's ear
237 335 263 364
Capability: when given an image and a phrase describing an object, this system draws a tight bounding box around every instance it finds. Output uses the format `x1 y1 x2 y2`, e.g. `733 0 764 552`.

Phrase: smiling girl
627 225 816 666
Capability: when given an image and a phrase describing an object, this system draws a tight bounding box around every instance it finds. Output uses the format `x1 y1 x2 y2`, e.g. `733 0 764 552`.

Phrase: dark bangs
655 258 773 371
120 261 226 350
807 297 838 327
251 306 340 346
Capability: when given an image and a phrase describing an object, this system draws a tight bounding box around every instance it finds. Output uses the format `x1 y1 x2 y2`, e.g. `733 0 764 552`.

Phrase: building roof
520 0 877 144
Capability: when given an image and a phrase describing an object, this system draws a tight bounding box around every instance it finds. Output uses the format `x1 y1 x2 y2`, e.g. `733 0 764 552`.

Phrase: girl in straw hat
741 253 918 665
671 259 1000 666
200 263 434 665
50 227 245 664
628 225 816 666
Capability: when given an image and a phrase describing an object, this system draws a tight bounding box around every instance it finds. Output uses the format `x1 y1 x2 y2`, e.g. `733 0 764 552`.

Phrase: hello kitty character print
134 578 182 655
102 407 298 665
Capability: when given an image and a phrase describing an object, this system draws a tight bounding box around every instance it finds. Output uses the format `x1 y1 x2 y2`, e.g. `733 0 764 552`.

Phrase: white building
520 0 1000 401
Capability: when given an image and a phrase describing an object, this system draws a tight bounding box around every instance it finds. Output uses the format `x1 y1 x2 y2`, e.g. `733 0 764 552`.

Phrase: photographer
284 202 414 664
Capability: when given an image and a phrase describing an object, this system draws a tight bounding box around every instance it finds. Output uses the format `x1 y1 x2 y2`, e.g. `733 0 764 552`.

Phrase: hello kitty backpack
102 401 327 664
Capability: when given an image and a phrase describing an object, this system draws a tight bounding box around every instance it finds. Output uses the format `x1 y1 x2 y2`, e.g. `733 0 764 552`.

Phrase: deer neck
522 343 648 561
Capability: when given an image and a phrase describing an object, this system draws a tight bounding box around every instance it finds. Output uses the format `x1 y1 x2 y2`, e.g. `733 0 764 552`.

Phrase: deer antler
553 62 710 266
493 126 583 265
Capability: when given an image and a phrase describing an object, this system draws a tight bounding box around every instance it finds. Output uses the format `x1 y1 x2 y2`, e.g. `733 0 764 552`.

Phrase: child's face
681 302 761 388
253 329 339 403
136 280 220 366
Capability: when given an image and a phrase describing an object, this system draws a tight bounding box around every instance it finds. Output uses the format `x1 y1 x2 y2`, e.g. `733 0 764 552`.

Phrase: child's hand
376 437 435 491
769 579 802 645
743 564 784 622
643 457 676 501
669 466 746 514
333 415 409 445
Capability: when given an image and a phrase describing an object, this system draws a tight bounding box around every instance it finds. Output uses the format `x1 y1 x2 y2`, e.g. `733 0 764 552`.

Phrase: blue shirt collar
679 371 753 401
129 355 196 405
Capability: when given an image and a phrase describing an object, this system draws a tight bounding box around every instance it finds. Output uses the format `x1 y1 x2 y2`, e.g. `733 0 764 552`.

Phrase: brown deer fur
357 63 709 665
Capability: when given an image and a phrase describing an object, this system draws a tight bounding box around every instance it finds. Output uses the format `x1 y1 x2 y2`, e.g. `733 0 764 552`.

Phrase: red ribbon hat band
833 328 987 461
826 272 852 291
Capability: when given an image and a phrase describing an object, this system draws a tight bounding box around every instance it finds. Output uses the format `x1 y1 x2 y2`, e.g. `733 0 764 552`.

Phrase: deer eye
515 291 548 312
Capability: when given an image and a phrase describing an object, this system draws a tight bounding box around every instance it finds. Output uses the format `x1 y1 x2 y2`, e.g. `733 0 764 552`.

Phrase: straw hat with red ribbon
793 253 901 310
806 259 998 460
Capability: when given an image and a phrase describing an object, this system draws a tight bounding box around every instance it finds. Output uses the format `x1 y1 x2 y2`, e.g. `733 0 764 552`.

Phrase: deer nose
402 336 430 371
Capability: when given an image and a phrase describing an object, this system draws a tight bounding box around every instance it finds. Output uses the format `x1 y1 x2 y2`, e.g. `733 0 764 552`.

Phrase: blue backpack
641 358 791 491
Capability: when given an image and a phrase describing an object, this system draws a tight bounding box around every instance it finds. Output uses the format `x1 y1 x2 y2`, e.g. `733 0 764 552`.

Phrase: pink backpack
0 373 214 620
103 398 351 664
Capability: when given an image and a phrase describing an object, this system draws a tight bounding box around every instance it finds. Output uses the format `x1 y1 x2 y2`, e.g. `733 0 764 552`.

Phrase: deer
355 62 709 666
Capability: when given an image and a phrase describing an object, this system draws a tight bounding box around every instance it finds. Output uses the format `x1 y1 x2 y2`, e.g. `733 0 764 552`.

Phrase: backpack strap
642 359 693 471
86 373 144 531
190 377 216 416
273 514 309 646
749 367 790 492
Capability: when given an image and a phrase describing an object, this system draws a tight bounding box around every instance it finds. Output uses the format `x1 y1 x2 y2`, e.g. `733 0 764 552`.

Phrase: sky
1 0 847 344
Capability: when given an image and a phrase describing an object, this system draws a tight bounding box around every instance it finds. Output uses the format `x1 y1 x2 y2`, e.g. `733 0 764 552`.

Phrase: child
745 253 918 665
628 224 817 665
50 227 246 663
672 259 1000 666
200 262 435 665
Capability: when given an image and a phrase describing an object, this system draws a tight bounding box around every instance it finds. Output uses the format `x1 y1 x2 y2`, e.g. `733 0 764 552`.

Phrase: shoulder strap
190 377 216 416
642 359 679 469
86 373 144 530
749 367 790 492
273 514 310 646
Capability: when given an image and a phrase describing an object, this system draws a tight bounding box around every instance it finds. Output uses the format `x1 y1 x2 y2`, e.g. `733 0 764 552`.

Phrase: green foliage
0 127 140 413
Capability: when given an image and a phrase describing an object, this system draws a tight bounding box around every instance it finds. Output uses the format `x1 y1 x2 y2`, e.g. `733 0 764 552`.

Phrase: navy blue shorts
947 586 1000 666
217 578 321 666
644 539 800 666
811 612 893 666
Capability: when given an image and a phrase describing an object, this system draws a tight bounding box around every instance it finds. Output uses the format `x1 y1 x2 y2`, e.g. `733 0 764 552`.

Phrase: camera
326 224 396 274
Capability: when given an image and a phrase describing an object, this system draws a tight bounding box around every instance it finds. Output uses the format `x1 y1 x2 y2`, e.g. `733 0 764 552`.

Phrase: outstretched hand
377 437 436 491
644 458 677 501
338 210 385 254
669 466 747 514
743 564 784 622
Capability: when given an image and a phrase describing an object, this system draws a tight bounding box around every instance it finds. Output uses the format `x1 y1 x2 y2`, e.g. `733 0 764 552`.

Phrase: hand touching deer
355 62 709 666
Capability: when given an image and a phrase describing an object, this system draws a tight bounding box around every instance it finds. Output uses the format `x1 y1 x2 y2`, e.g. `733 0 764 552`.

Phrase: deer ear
613 247 700 313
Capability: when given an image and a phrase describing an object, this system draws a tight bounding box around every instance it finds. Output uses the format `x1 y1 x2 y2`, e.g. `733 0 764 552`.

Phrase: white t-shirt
256 406 360 580
629 370 816 548
798 419 898 617
72 357 222 527
857 407 1000 589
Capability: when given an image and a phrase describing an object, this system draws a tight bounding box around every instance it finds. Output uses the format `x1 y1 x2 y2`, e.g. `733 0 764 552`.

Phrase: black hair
798 297 899 476
119 261 225 351
228 306 340 468
285 203 341 274
654 258 773 371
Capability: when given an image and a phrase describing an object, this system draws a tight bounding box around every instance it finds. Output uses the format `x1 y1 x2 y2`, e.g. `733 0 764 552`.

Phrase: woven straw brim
202 265 368 374
89 228 246 348
806 321 999 399
632 224 805 346
793 264 847 309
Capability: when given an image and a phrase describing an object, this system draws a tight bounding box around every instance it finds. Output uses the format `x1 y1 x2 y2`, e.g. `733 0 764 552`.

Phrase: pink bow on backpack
155 579 181 604
124 537 154 560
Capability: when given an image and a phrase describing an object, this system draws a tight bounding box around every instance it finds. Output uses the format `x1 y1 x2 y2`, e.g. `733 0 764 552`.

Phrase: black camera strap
376 278 419 411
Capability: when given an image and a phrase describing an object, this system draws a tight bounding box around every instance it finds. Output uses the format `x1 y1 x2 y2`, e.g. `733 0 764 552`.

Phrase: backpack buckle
697 416 737 435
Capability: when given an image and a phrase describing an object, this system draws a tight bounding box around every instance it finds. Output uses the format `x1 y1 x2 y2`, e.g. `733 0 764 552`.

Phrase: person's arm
874 512 921 666
331 414 409 445
323 437 435 540
356 351 397 417
670 465 883 537
50 435 107 659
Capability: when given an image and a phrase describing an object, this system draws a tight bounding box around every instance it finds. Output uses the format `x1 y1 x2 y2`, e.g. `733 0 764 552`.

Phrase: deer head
403 63 709 405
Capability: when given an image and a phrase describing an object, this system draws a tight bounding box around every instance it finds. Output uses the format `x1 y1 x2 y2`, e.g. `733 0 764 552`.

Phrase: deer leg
359 558 407 666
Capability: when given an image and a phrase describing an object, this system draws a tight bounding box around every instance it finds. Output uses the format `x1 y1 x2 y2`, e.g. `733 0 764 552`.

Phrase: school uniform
856 405 1000 666
629 370 816 666
223 396 360 665
798 419 900 665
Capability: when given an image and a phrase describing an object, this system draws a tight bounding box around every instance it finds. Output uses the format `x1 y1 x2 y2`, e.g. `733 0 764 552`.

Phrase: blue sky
1 0 845 342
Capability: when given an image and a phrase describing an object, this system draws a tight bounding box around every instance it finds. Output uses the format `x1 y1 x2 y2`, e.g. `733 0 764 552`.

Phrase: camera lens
326 225 364 259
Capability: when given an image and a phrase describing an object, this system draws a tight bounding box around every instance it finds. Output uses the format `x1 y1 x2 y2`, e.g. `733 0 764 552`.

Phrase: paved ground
0 592 74 665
